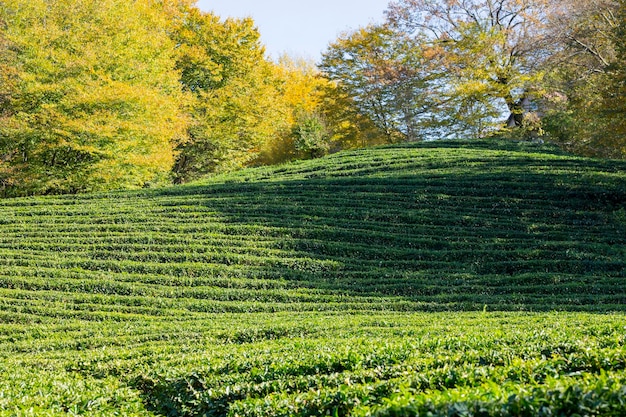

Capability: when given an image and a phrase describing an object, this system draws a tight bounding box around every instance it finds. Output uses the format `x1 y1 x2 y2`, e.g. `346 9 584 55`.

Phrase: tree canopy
0 1 338 195
0 0 623 197
321 25 441 143
320 0 625 154
170 6 286 182
540 0 625 157
0 0 188 196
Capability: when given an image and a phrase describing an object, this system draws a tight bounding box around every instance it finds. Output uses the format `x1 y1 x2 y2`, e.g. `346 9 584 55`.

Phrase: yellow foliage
254 56 332 165
0 0 189 195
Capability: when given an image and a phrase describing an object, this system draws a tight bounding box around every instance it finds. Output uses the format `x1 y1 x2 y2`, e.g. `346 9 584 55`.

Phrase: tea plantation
0 140 625 416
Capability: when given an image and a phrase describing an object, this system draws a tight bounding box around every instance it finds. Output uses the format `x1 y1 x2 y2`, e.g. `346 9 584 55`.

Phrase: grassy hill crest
1 139 625 312
1 139 625 417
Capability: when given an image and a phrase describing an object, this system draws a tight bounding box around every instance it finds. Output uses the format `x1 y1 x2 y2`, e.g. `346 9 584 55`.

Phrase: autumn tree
541 0 625 157
171 7 291 182
253 55 334 164
320 0 558 145
385 0 555 136
320 25 439 144
600 0 626 157
0 0 188 196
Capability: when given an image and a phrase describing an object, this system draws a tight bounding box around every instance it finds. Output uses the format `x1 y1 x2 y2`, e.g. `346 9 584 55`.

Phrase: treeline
1 0 625 197
322 0 626 156
0 0 339 196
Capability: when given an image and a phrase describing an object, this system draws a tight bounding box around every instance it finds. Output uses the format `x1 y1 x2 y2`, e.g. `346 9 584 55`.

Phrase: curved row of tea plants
1 312 625 416
0 139 624 415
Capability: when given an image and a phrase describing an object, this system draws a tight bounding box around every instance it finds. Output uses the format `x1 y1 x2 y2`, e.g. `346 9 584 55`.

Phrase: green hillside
1 140 625 416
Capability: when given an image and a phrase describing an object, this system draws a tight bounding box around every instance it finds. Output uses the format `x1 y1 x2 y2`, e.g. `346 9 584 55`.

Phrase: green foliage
171 8 290 182
255 56 332 165
318 0 623 157
532 0 625 158
596 0 626 157
2 313 624 416
0 368 152 416
292 112 331 158
0 141 625 413
382 0 550 138
439 22 540 137
320 25 435 144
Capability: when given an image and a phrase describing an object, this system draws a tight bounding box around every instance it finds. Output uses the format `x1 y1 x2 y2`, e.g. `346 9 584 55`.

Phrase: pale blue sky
196 0 391 61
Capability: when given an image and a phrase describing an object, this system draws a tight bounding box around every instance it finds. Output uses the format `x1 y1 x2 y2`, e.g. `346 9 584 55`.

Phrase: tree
600 0 626 157
292 112 331 159
541 0 625 157
0 0 188 196
255 55 332 164
386 0 553 135
171 7 290 182
320 25 438 143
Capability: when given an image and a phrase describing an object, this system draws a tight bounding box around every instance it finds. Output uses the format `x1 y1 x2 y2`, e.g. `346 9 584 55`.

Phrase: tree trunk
506 96 531 128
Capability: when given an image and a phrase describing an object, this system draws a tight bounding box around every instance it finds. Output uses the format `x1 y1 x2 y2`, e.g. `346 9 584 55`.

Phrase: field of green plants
0 140 625 416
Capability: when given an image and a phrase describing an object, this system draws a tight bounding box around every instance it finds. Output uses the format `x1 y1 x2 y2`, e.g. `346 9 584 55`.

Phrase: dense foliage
1 0 624 196
542 0 626 158
171 6 283 182
0 0 624 411
321 0 626 156
0 141 624 415
0 0 331 196
0 0 187 195
320 25 437 143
